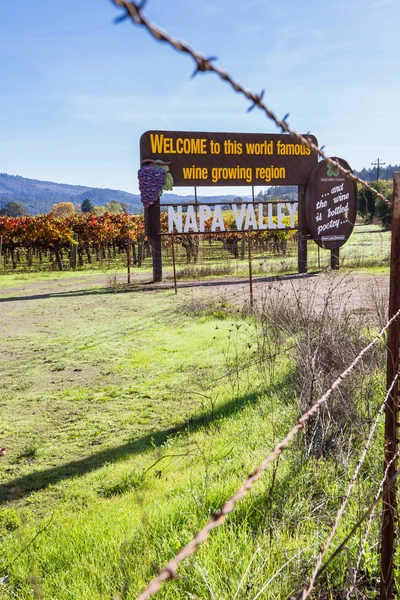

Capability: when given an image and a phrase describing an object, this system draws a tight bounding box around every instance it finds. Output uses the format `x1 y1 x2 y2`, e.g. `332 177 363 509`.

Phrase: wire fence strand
111 0 390 207
299 372 399 600
345 449 400 600
136 308 400 600
106 4 398 597
293 468 400 600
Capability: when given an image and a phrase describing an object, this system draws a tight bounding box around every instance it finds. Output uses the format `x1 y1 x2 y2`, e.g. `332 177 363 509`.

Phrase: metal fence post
171 233 177 294
241 231 246 260
298 185 308 274
248 229 253 308
127 231 131 284
381 172 400 600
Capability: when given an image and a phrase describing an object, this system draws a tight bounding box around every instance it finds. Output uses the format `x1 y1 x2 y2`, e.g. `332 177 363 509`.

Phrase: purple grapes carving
138 164 167 208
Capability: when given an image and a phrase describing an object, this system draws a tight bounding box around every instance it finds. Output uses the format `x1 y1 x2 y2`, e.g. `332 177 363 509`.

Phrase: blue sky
0 0 399 196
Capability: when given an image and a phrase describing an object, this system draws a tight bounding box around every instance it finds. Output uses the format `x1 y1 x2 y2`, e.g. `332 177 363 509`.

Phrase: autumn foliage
0 211 296 270
0 213 145 270
50 202 75 218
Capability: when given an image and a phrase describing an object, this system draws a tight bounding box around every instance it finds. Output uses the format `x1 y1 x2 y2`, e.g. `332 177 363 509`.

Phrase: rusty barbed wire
292 468 400 600
135 308 400 600
299 373 400 600
345 449 400 600
111 0 391 207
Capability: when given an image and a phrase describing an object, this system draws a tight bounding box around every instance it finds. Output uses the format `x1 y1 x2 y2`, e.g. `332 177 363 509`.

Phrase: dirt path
0 270 389 320
197 271 389 314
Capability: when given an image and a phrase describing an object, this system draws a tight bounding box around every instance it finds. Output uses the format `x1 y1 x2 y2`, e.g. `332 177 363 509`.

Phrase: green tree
358 180 392 226
358 185 377 223
105 200 124 214
93 205 106 216
81 198 94 213
0 201 27 216
375 194 392 228
375 181 392 228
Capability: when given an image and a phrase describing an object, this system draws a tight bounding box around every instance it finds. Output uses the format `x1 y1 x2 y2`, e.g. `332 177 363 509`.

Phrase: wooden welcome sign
138 130 357 281
140 131 318 187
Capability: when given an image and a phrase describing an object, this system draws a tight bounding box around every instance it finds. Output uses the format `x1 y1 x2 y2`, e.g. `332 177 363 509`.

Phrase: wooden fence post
381 172 400 600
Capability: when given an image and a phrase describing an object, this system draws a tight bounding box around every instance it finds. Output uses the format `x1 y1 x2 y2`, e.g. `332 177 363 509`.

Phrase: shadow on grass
0 377 293 504
0 272 319 303
0 285 145 303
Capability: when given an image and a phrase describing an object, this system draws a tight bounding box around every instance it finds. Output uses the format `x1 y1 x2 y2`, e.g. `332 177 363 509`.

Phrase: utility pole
372 158 386 182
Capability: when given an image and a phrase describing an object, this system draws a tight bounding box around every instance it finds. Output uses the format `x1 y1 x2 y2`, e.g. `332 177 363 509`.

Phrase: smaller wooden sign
305 157 357 250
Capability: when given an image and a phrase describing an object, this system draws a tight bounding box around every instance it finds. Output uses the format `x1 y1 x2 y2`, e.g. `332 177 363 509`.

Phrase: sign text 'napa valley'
167 202 298 234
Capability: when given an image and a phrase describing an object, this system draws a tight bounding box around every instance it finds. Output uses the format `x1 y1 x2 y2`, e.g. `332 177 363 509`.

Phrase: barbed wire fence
108 3 400 599
134 309 400 600
298 374 400 600
345 449 400 600
112 0 390 207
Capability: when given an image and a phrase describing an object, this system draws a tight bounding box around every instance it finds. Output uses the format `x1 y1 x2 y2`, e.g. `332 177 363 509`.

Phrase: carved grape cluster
138 164 167 208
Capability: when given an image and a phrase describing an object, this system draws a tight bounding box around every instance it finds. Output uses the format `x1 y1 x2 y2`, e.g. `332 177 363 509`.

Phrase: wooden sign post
145 201 162 282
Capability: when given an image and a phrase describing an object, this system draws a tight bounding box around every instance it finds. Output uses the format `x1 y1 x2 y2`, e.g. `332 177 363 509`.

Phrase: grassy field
161 224 391 279
0 270 392 599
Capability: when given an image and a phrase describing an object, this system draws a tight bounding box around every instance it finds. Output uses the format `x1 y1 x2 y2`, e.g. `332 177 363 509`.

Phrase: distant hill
1 164 398 216
0 173 251 215
0 173 143 215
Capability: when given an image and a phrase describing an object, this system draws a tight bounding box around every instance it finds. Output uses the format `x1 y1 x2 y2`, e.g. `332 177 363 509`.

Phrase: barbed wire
106 9 397 593
111 0 391 207
345 448 400 599
135 308 400 600
292 468 400 600
299 372 399 600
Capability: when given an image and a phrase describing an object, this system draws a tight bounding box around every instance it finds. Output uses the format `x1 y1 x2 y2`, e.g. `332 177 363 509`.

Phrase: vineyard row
0 212 297 270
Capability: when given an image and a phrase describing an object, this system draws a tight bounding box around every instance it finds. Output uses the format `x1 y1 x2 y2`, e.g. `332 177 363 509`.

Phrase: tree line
0 198 130 218
355 164 400 182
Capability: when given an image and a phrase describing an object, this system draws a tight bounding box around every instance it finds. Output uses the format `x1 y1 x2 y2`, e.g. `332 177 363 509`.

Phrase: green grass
0 272 390 598
164 223 391 279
